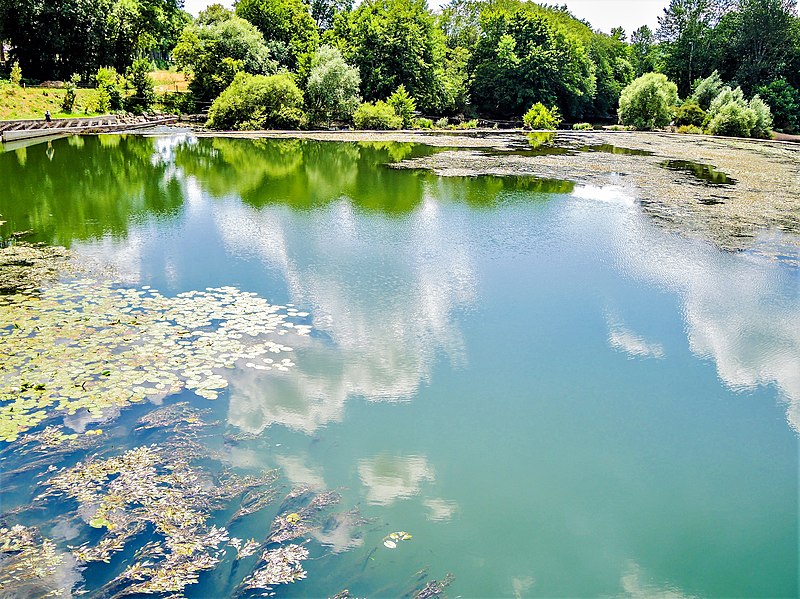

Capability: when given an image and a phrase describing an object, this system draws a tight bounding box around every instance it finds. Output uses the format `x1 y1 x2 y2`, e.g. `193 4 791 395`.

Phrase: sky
183 0 667 35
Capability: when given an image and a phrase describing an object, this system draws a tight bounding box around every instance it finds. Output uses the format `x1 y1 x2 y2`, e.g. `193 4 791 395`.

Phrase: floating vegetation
0 280 311 442
0 524 79 598
0 243 71 294
267 487 342 544
135 402 216 433
37 443 278 597
238 543 309 593
413 573 455 599
383 530 413 549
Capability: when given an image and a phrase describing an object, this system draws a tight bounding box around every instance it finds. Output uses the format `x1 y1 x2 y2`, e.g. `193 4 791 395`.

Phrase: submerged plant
0 525 79 598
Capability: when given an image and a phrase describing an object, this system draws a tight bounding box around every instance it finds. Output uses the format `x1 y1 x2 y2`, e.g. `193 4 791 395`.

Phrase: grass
0 82 102 120
151 69 188 94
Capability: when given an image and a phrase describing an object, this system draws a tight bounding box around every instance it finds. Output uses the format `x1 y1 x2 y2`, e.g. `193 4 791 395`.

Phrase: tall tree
333 0 448 112
235 0 319 69
471 6 596 119
657 0 733 96
729 0 798 93
631 25 659 76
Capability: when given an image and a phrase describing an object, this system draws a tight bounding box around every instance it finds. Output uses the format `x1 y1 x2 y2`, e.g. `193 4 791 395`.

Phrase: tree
618 72 678 130
10 60 21 86
305 45 361 126
235 0 320 69
471 7 596 119
387 84 416 127
172 8 277 101
125 58 156 112
334 0 448 112
631 25 659 76
756 79 799 132
207 72 306 130
690 69 723 109
657 0 733 96
310 0 353 31
0 0 185 80
729 0 798 94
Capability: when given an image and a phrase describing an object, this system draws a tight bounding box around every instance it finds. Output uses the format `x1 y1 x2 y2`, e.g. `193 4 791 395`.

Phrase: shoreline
194 128 800 261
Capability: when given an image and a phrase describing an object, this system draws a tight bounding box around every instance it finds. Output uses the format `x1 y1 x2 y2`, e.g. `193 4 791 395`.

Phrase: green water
0 135 798 598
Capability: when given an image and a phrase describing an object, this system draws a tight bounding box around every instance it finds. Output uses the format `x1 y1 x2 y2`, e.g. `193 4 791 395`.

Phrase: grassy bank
0 83 102 120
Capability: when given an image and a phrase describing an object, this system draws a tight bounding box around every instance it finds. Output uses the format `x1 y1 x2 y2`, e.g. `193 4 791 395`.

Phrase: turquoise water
0 135 797 598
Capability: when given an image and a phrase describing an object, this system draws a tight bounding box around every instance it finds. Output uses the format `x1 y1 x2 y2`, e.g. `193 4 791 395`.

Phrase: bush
690 70 723 110
453 119 478 129
413 117 434 129
523 102 562 130
387 85 416 129
748 95 773 139
159 92 197 114
61 74 81 113
10 61 22 87
572 122 593 130
677 124 703 134
618 73 678 130
353 101 402 130
706 101 754 137
704 86 773 138
435 117 449 128
755 79 799 133
95 67 123 111
207 72 306 130
674 102 706 127
305 45 361 127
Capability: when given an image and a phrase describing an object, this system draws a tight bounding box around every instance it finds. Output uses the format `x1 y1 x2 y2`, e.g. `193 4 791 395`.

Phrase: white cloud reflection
358 454 435 506
573 185 800 431
606 314 665 360
217 193 476 434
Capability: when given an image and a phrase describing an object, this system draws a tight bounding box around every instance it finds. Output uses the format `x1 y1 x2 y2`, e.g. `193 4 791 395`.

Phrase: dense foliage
1 0 797 133
523 102 561 129
207 72 306 130
618 73 678 130
353 100 403 129
0 0 188 80
305 45 361 126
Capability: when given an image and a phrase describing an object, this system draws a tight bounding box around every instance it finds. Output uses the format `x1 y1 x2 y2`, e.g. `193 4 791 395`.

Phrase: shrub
704 86 773 138
159 92 197 114
353 101 402 130
435 117 449 128
755 79 799 133
677 124 703 134
305 45 361 127
618 72 678 130
523 102 562 130
674 102 706 127
572 122 593 130
706 102 754 137
387 85 416 129
453 119 478 129
413 117 434 129
10 61 22 87
125 58 156 112
207 72 306 130
95 67 123 111
690 70 723 110
61 74 81 113
748 95 773 139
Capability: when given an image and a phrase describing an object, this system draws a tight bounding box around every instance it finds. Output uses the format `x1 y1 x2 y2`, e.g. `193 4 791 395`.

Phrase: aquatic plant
0 244 71 294
0 524 78 598
0 281 310 442
238 543 309 592
38 442 279 596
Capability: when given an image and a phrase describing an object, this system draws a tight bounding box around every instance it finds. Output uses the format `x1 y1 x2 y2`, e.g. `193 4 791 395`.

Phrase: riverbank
200 129 800 262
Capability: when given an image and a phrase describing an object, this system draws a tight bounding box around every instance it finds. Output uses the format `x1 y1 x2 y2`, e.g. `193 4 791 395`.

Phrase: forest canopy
0 0 798 132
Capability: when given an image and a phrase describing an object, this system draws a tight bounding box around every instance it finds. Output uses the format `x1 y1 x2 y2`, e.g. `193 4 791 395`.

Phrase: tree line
0 0 798 132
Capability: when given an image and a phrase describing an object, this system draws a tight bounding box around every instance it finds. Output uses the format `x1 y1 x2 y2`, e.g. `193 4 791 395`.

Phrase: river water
0 134 797 598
